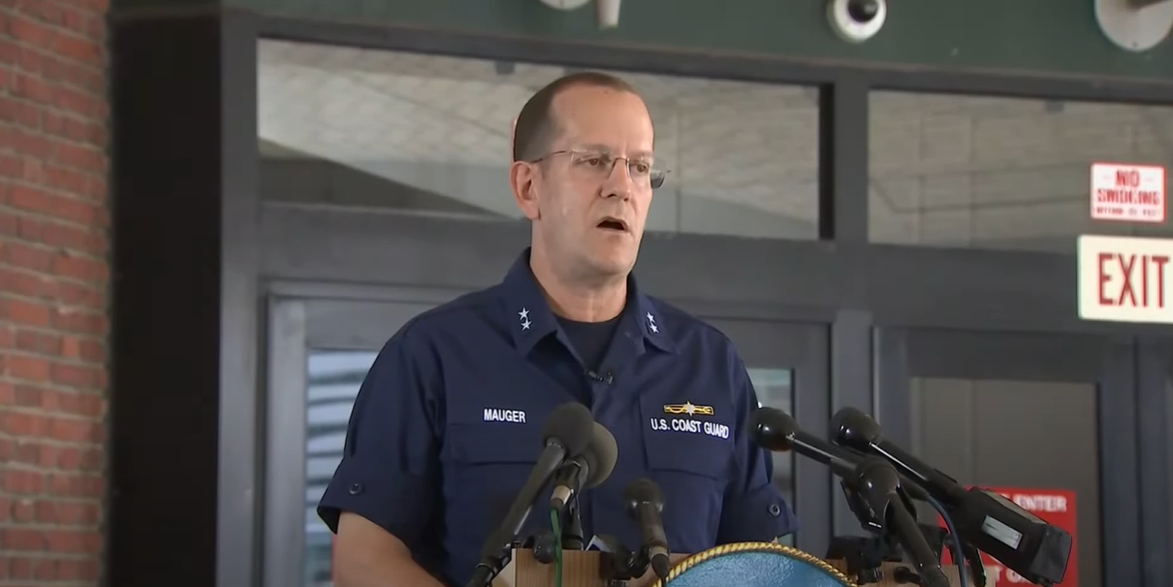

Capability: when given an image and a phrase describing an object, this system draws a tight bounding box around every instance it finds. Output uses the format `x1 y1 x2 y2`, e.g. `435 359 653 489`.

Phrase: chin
587 250 638 277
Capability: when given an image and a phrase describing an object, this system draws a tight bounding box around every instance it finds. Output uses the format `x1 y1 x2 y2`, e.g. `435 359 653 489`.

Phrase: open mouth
597 217 628 232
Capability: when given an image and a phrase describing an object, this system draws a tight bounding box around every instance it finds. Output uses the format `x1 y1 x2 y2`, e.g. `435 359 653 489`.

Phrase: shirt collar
501 248 675 356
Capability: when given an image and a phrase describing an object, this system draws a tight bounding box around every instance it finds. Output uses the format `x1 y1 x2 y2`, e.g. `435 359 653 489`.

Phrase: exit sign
1078 235 1173 324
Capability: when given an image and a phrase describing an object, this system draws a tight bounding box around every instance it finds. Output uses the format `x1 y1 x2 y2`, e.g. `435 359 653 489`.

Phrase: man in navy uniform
319 71 798 587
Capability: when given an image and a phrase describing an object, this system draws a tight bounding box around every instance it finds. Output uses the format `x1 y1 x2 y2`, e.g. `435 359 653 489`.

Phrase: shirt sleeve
716 353 799 543
317 326 444 553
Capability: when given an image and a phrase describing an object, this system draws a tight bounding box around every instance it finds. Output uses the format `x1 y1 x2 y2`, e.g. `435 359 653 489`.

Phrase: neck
529 248 628 322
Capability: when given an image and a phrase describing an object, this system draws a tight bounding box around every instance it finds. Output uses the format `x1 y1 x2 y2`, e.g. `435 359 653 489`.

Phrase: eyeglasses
530 150 668 190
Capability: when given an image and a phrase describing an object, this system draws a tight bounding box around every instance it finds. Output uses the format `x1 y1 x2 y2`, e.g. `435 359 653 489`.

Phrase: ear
509 161 541 221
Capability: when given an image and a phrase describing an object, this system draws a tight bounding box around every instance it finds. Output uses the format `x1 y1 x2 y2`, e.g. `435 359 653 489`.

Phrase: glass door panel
1135 339 1173 587
698 317 830 553
875 328 1139 587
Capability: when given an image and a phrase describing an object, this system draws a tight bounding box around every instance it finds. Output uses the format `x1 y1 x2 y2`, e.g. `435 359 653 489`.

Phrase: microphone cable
549 507 564 587
924 493 967 587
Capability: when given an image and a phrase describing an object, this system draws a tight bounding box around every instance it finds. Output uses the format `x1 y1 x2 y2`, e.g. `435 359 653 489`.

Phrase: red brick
3 354 51 381
35 558 55 580
58 280 104 308
3 240 56 273
0 267 55 299
1 0 109 583
50 308 106 336
10 557 33 579
14 328 60 355
1 297 53 326
0 324 15 348
14 384 39 407
12 500 35 524
47 415 97 443
0 527 47 550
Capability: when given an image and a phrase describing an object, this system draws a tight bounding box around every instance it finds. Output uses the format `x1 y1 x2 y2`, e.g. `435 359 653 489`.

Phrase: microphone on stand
830 407 969 503
550 422 619 549
623 478 671 581
830 407 1072 587
465 403 596 587
746 405 930 502
750 407 950 587
750 404 860 478
846 457 952 587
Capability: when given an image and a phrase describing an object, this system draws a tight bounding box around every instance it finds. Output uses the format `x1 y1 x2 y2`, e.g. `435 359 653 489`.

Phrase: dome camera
827 0 887 44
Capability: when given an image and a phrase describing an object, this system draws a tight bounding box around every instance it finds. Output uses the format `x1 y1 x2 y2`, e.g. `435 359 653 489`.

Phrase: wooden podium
490 548 976 587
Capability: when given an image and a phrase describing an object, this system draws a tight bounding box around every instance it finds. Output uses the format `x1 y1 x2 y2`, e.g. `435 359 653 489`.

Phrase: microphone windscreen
749 407 799 452
583 422 619 488
541 402 595 457
829 406 882 446
622 477 663 508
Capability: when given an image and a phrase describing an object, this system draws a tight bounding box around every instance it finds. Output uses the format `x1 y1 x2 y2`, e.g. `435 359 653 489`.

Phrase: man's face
513 85 656 281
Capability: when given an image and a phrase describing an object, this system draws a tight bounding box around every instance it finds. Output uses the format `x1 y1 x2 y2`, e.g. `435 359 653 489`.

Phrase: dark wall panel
109 11 260 587
259 203 1173 337
243 0 1173 83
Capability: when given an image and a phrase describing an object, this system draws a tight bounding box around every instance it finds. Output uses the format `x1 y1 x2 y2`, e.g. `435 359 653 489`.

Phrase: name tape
649 417 730 439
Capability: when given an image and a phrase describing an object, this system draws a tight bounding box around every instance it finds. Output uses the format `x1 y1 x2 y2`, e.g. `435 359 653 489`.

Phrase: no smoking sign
1090 163 1166 223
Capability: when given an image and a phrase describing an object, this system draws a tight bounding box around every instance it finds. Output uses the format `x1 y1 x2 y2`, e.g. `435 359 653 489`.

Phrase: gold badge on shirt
663 401 714 417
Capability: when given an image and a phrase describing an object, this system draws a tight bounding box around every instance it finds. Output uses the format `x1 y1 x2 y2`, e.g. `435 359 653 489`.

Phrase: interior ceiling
256 39 1173 245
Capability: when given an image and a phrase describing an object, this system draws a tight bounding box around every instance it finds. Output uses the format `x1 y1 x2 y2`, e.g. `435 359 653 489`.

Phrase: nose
602 158 634 200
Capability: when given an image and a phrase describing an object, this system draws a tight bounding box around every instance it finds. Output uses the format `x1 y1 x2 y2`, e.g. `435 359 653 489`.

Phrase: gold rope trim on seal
648 541 855 587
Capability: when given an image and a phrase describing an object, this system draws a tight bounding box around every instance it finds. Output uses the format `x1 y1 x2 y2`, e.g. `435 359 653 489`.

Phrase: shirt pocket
444 423 551 547
638 397 735 555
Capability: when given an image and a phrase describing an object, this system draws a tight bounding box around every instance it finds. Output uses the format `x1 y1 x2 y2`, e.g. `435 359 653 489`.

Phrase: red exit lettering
1098 253 1169 308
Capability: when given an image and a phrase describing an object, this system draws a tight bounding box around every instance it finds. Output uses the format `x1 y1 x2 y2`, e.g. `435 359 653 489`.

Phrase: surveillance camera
827 0 887 44
596 0 621 29
538 0 618 29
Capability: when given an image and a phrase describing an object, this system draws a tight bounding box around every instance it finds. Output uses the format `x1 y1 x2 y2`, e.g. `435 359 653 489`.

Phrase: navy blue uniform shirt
318 249 798 586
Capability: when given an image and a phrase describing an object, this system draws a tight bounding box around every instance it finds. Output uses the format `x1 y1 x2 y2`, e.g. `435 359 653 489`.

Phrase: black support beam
109 10 260 587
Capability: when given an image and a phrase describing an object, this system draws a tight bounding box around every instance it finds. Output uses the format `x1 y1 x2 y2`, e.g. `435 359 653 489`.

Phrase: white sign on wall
1089 163 1166 223
1078 235 1173 324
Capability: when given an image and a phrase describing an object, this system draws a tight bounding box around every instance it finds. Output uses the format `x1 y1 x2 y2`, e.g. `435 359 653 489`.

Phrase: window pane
258 39 819 239
869 92 1173 252
910 378 1099 587
304 349 377 587
747 366 795 546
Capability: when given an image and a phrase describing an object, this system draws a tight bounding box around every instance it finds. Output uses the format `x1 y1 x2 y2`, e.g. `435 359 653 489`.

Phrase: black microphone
623 478 671 581
751 407 949 587
551 422 620 512
465 403 596 587
552 422 619 550
586 369 614 384
831 407 1072 587
750 404 860 479
848 457 951 587
750 406 935 501
831 407 968 504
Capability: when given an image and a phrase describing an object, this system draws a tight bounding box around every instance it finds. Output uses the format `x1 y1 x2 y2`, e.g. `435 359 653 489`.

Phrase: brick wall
1 0 110 585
